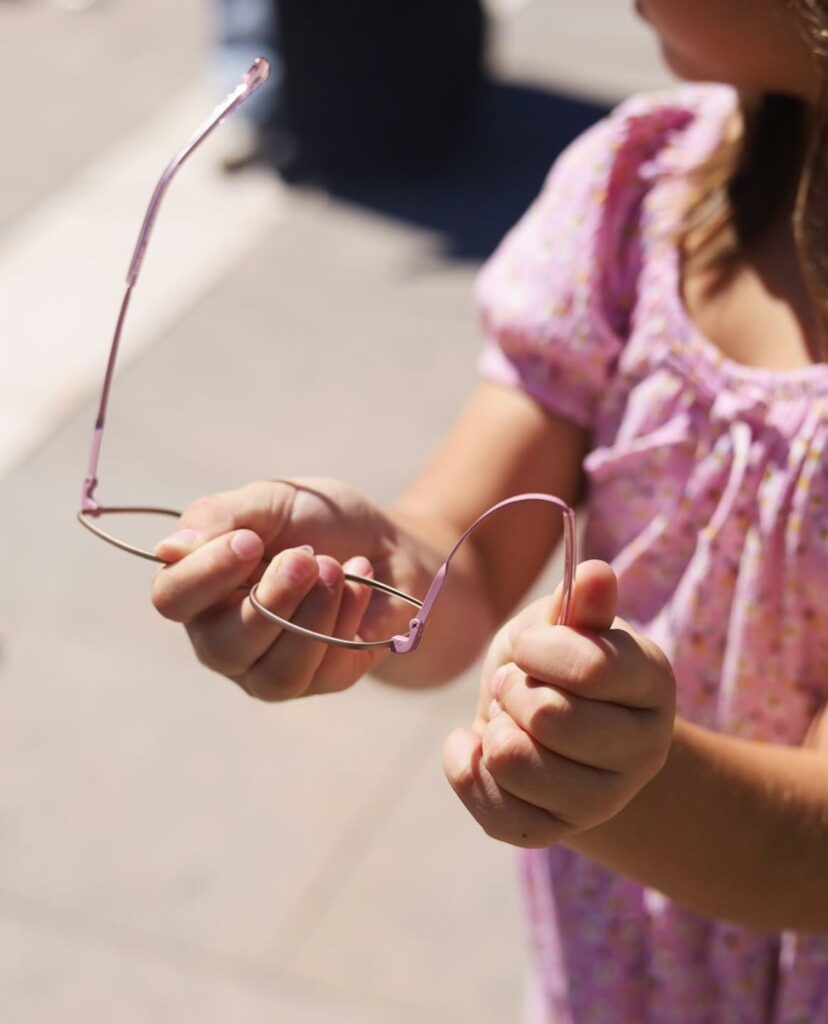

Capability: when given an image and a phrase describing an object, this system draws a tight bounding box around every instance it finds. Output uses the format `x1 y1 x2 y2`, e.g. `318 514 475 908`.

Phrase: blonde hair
680 1 828 352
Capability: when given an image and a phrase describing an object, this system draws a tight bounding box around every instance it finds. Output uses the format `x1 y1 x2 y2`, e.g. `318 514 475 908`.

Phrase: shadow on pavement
322 80 609 262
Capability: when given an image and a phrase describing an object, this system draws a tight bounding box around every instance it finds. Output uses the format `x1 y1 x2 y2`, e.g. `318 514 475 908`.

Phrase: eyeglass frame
77 58 579 655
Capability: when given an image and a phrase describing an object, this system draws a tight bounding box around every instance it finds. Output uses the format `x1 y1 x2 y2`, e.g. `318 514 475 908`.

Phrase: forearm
566 716 828 933
370 505 498 689
360 384 585 690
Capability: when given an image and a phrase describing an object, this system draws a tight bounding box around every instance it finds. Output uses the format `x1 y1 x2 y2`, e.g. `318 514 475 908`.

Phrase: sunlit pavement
1 3 669 1021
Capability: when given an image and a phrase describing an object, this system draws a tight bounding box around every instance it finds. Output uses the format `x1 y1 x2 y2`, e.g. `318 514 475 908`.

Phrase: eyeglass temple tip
243 58 271 93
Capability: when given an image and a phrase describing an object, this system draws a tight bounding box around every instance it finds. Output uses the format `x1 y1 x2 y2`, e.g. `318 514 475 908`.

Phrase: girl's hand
443 560 676 848
150 478 424 700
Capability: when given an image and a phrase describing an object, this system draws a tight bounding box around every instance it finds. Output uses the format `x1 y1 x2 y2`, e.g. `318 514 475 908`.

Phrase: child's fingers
511 623 670 710
154 481 296 559
152 530 266 622
153 527 203 564
309 557 382 695
238 556 346 701
539 559 618 634
184 547 322 678
480 710 628 830
495 664 659 772
443 727 570 848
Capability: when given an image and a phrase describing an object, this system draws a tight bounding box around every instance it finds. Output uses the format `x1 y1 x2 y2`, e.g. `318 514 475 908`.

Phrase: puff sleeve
476 104 654 430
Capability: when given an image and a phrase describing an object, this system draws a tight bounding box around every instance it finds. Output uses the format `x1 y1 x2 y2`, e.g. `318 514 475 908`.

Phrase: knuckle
530 689 574 737
245 670 308 703
643 636 672 675
510 626 544 670
447 753 477 797
151 573 186 622
652 652 677 705
640 717 672 773
598 778 637 823
206 538 236 574
188 628 247 678
312 663 357 695
484 725 529 781
609 713 665 778
242 679 278 702
183 494 234 535
242 681 278 703
240 679 277 703
569 637 611 688
630 634 675 703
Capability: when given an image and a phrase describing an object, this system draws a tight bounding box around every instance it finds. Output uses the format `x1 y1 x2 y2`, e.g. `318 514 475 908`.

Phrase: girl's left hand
443 560 676 848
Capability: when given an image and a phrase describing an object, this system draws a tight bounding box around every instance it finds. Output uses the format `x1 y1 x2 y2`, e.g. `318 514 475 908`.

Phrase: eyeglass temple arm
81 59 271 513
389 494 578 655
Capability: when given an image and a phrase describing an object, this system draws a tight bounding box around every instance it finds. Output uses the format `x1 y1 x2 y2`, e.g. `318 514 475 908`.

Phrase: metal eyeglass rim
77 505 423 650
248 577 423 652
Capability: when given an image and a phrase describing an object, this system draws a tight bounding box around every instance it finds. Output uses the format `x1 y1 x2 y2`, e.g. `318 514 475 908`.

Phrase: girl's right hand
150 478 424 700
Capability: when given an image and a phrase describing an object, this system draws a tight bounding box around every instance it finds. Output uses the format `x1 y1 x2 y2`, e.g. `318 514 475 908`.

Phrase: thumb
550 559 618 632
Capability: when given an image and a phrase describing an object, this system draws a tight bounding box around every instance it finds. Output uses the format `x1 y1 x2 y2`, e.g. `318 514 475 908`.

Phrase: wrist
370 505 497 687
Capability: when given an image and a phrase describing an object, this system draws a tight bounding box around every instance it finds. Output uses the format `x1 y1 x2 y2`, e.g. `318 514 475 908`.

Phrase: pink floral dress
476 84 828 1023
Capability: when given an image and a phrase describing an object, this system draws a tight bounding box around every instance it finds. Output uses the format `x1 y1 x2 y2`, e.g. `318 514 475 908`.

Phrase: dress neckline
664 234 828 398
644 87 828 400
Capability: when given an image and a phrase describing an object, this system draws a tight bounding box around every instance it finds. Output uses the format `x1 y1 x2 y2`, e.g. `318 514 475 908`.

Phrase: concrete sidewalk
2 3 670 1021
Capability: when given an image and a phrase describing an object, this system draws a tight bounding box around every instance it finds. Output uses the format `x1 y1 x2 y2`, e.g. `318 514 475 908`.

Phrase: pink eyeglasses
78 59 578 655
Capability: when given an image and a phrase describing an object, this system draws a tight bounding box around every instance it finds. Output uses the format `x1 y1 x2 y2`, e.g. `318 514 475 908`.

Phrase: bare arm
567 711 828 933
375 380 587 687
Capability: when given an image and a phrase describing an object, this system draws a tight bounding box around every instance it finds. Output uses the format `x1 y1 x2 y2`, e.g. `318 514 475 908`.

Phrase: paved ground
2 3 670 1021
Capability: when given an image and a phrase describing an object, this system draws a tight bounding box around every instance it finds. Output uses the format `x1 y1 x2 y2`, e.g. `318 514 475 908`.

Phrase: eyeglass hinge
390 618 425 655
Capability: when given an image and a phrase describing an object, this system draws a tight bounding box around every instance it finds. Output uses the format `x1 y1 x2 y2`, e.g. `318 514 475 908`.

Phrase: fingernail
489 699 502 719
155 529 198 553
230 531 263 561
298 545 315 555
343 555 373 578
491 665 509 701
275 548 316 586
317 557 342 589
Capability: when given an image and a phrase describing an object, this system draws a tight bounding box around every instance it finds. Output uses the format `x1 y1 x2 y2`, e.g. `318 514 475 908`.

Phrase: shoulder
609 81 737 135
488 84 739 273
548 83 739 203
475 86 738 344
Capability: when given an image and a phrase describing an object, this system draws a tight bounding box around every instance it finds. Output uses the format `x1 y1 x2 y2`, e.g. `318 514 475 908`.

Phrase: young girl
151 1 828 1019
